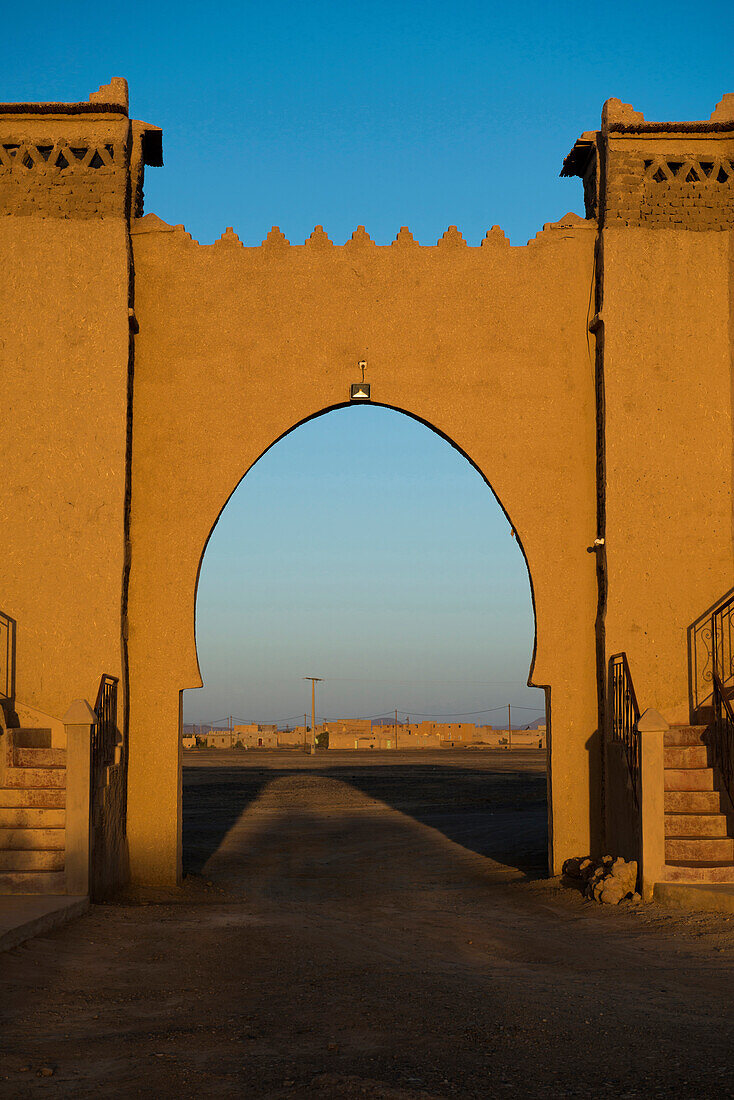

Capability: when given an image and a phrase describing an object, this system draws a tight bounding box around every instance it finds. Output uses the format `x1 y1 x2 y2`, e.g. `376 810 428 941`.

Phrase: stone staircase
662 724 734 883
0 728 67 894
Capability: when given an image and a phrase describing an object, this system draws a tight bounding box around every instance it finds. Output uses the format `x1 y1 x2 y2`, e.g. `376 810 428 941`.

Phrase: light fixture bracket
350 359 370 401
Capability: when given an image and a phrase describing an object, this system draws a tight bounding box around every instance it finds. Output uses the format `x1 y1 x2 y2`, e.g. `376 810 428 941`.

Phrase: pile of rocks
562 854 641 905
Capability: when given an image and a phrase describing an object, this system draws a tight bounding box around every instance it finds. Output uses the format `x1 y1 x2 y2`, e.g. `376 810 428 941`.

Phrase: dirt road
1 750 732 1098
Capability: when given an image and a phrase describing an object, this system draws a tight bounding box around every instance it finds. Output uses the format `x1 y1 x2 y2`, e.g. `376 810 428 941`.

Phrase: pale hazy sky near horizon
3 1 732 724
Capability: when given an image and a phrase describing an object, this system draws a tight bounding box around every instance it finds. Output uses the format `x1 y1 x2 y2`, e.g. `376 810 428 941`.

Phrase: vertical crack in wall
119 116 136 881
594 132 609 849
730 226 734 562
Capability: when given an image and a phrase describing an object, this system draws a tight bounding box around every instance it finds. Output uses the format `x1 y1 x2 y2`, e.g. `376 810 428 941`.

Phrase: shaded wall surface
126 216 599 883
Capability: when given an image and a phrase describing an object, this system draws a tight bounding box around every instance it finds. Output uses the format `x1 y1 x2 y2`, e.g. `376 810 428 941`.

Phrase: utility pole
395 708 398 750
508 704 512 750
303 678 322 750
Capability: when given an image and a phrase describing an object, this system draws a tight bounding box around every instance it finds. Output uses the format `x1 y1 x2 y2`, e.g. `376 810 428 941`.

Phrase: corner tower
563 96 734 727
0 79 161 722
564 93 734 230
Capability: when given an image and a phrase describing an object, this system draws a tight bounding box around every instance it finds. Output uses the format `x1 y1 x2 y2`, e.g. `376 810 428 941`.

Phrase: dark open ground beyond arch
181 750 549 885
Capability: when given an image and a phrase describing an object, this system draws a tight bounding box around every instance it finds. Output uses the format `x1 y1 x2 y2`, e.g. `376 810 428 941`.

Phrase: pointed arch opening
183 401 549 881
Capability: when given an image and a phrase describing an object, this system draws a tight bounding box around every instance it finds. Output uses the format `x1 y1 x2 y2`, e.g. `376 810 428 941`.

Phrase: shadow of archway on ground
182 752 548 884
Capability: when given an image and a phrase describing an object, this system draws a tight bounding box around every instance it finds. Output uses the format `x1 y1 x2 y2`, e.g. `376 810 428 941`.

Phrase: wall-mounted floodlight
350 360 370 401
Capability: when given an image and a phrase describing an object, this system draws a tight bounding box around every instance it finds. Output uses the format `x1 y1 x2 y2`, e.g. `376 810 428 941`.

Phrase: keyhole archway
125 217 599 885
188 401 546 746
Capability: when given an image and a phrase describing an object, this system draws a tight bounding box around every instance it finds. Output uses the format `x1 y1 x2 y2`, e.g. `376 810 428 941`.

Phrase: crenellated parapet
130 212 593 250
563 95 734 230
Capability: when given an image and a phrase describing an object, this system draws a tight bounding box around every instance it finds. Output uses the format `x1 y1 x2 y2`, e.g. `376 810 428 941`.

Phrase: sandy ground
1 748 733 1098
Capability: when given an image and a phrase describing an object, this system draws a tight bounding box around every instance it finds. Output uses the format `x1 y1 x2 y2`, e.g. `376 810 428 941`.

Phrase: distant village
183 717 546 751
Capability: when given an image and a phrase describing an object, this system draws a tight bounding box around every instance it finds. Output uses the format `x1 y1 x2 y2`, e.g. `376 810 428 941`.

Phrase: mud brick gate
1 79 732 887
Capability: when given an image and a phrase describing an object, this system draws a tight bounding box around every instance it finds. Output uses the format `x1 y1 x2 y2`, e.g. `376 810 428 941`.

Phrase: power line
201 713 308 728
323 677 535 686
194 705 544 726
394 704 543 718
351 709 398 720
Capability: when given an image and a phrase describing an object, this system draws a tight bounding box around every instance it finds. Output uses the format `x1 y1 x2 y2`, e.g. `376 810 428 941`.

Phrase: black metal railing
687 589 733 718
711 592 734 806
93 674 119 775
0 610 16 702
712 592 734 691
712 670 734 809
609 652 641 806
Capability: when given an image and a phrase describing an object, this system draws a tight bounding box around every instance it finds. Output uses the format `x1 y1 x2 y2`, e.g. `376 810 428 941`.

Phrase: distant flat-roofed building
277 726 306 747
406 721 484 746
509 727 546 748
278 725 319 747
371 723 437 749
232 724 278 748
320 718 545 750
327 718 396 749
205 730 233 749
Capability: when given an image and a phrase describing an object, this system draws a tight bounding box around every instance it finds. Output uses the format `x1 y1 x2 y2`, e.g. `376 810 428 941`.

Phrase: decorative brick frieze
0 138 128 218
605 148 734 229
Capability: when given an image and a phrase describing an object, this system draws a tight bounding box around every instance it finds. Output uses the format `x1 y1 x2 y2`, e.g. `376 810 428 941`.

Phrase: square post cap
637 707 669 733
63 699 97 725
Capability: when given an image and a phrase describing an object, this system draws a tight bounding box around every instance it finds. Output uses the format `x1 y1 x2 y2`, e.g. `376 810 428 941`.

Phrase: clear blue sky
3 2 732 725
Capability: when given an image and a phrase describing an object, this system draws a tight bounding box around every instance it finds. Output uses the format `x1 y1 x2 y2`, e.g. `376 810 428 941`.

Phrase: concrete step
0 870 66 894
0 896 89 948
665 813 730 837
0 827 65 850
0 848 64 870
665 836 734 862
665 790 721 813
0 787 65 809
11 728 53 748
664 768 714 791
664 746 709 768
665 726 707 747
12 747 66 769
3 767 65 789
654 882 734 913
0 807 65 828
663 861 734 884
